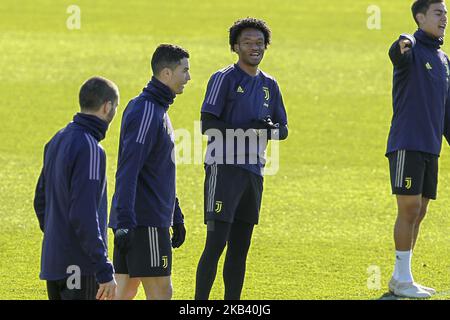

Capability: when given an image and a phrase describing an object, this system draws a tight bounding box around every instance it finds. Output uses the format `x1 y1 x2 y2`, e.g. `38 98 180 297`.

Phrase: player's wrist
96 261 114 284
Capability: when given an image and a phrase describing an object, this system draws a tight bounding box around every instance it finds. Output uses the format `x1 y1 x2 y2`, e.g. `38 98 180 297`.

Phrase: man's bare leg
114 274 141 300
141 276 172 300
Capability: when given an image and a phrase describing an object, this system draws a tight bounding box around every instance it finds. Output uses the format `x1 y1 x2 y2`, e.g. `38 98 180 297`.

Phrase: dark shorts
388 150 438 200
204 164 263 225
46 275 98 300
113 226 172 278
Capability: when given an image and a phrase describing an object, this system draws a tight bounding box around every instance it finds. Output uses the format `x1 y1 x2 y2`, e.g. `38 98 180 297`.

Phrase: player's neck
237 60 259 77
419 27 443 40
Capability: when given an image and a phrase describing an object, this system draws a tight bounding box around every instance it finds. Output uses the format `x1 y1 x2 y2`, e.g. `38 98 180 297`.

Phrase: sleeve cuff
96 261 114 284
399 33 416 47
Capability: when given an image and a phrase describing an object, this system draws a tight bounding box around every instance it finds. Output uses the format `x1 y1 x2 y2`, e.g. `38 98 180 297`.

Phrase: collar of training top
142 76 176 109
73 113 108 141
415 28 444 49
234 62 261 79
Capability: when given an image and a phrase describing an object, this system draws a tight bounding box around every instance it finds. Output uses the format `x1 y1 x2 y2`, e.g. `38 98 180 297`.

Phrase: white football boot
391 280 432 298
389 277 436 296
388 277 398 294
412 283 436 295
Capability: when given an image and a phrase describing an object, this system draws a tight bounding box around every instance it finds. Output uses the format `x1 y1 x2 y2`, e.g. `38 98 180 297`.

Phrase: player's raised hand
96 278 117 300
399 39 412 54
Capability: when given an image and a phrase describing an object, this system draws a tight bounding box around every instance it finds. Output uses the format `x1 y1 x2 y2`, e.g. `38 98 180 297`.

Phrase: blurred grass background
0 0 449 299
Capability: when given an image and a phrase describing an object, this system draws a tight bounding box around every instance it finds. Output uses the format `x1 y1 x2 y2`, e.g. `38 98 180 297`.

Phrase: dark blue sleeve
68 141 113 284
113 102 158 229
389 34 415 67
173 197 184 225
98 179 109 246
33 143 48 232
444 87 450 145
201 72 231 117
272 81 288 126
33 168 45 232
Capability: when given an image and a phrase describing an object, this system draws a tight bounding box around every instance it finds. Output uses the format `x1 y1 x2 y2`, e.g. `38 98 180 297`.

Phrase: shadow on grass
376 290 450 300
376 291 402 300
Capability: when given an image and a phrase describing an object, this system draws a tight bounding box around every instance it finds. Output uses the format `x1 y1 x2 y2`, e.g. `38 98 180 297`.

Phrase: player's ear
233 43 239 53
103 101 112 115
160 67 172 81
416 12 426 26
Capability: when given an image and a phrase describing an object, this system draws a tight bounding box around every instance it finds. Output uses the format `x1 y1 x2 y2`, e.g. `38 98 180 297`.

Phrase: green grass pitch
1 0 449 300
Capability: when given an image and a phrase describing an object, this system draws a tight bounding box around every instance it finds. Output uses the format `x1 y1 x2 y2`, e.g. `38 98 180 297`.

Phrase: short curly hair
229 17 271 52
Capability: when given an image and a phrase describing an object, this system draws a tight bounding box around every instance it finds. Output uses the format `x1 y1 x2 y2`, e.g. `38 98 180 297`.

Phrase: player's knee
203 238 227 260
416 206 428 225
401 210 420 224
116 287 138 300
165 283 173 299
146 283 172 300
226 245 250 263
398 199 421 223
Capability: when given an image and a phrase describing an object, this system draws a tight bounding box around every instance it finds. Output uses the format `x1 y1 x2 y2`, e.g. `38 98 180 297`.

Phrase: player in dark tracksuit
33 77 119 300
386 0 450 298
109 44 190 300
195 18 288 300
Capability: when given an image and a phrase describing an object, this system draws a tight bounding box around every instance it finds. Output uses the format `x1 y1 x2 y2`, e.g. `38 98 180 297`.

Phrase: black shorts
46 275 98 300
204 164 263 225
113 226 172 277
388 150 438 200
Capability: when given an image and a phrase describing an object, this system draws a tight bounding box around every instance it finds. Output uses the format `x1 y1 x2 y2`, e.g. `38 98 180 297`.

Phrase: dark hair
411 0 444 25
79 76 118 111
229 17 271 52
151 44 190 75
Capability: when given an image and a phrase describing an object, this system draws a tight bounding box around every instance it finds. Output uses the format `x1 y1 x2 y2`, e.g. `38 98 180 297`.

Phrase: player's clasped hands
250 116 280 136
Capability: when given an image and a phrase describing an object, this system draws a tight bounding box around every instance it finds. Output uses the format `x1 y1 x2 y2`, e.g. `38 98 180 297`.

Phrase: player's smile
248 51 263 63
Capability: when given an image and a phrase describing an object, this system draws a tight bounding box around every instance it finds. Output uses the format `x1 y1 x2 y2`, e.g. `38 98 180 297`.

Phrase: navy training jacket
34 113 114 283
387 29 450 156
109 77 184 229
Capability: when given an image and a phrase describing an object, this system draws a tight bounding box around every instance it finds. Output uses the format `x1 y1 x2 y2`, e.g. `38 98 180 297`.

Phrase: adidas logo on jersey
237 86 244 93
